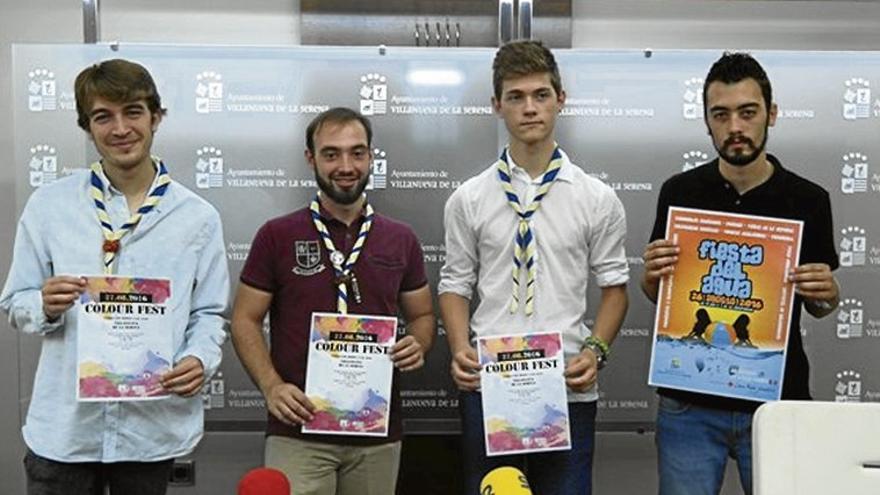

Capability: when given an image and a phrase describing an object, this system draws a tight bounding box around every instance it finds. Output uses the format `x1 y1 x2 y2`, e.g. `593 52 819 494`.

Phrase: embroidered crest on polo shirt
293 240 325 276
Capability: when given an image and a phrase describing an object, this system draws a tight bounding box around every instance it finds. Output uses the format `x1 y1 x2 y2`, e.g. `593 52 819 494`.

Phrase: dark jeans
459 391 597 495
656 395 753 495
24 449 174 495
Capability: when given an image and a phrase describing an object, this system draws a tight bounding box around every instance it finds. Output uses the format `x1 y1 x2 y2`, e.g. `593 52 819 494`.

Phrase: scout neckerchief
496 146 563 316
89 158 171 274
309 193 374 314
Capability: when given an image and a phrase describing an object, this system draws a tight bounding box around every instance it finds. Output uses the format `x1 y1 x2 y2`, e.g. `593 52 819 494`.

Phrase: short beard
315 171 368 205
713 122 769 168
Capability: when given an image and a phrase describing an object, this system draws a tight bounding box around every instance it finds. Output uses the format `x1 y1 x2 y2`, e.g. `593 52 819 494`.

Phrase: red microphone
238 467 290 495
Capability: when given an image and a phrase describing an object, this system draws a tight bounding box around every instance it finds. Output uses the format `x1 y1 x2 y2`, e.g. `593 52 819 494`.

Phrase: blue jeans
24 449 174 495
656 395 753 495
459 391 596 495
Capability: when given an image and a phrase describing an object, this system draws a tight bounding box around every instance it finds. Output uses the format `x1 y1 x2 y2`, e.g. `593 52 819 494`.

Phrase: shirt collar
505 146 575 184
701 153 786 195
97 159 161 197
315 196 369 227
761 154 787 193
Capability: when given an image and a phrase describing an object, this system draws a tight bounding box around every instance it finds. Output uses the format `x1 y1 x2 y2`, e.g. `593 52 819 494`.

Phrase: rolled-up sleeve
0 195 65 335
177 212 229 378
588 189 629 288
438 188 478 299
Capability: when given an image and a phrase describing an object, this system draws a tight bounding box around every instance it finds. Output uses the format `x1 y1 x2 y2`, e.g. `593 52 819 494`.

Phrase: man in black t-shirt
641 52 840 495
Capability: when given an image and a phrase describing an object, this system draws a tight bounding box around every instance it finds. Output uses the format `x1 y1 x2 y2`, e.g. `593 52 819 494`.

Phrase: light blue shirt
0 165 229 462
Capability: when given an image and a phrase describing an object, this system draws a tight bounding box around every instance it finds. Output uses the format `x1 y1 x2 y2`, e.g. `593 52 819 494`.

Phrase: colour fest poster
478 332 570 456
77 276 173 401
302 312 397 437
649 207 803 402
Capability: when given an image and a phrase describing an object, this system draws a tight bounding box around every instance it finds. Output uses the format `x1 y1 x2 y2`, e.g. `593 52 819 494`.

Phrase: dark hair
695 308 711 324
492 40 562 100
306 107 373 154
74 59 166 131
703 52 772 114
733 314 751 331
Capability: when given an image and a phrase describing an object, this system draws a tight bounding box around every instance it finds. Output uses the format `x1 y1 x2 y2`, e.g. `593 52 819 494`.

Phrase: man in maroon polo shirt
231 107 435 495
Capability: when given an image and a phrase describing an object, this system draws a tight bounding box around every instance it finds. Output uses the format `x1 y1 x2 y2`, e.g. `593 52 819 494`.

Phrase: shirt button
735 200 741 205
724 183 730 189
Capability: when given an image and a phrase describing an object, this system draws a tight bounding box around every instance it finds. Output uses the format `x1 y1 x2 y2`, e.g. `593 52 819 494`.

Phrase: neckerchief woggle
309 193 374 314
496 146 563 316
89 157 171 274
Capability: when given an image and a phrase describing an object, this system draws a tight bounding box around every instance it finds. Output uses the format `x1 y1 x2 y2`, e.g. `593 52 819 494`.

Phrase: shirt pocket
360 254 406 304
367 254 405 271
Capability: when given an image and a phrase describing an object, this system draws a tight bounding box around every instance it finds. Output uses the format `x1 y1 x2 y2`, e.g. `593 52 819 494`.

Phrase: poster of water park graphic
302 312 398 437
478 332 571 456
649 207 803 402
77 276 173 401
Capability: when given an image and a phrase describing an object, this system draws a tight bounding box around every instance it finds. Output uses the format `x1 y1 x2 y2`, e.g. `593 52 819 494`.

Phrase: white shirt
439 148 628 402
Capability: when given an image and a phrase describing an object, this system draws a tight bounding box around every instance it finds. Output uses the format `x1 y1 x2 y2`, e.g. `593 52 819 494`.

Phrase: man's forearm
591 284 629 346
407 313 436 352
439 292 472 353
231 318 283 396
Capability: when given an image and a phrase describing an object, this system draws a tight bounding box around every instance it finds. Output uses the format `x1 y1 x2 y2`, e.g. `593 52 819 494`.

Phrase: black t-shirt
649 155 838 412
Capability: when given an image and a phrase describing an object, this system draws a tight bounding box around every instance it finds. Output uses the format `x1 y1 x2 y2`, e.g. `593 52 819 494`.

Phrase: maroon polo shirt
240 204 427 445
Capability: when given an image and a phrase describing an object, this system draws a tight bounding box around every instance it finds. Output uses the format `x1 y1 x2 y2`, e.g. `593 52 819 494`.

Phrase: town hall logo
27 68 57 112
834 370 862 402
195 71 224 114
840 152 869 195
293 240 325 276
28 144 58 188
195 146 224 189
359 73 387 116
202 371 225 410
836 298 864 339
839 226 867 267
843 78 871 121
682 77 704 120
681 150 710 172
368 147 388 190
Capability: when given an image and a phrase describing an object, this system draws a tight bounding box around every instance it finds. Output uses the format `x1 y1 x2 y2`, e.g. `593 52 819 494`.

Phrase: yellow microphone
479 466 532 495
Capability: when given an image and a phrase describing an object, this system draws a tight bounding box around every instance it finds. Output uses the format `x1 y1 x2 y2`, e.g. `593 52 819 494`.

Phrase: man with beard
231 107 434 495
641 52 840 494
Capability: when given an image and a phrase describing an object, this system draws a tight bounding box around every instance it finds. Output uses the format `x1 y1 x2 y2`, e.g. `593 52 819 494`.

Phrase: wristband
581 336 609 370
